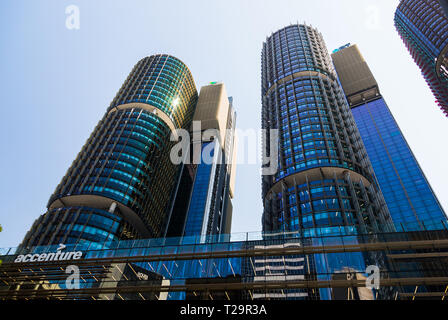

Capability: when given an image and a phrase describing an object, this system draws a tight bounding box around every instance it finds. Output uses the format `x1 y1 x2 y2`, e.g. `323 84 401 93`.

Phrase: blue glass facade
5 227 448 300
184 142 217 237
109 55 197 129
351 98 447 231
331 43 447 233
21 55 198 249
176 84 237 240
25 207 126 250
182 137 234 239
395 0 448 116
261 24 393 236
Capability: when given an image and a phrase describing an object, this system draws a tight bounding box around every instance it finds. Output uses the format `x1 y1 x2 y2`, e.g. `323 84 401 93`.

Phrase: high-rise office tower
395 0 448 117
332 44 447 231
261 24 393 236
167 82 237 239
21 54 198 248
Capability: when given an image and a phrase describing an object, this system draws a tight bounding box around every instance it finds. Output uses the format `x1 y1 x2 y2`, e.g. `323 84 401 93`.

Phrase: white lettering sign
14 243 83 263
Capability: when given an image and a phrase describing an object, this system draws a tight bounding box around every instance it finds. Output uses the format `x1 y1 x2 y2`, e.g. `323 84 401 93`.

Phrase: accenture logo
14 244 83 263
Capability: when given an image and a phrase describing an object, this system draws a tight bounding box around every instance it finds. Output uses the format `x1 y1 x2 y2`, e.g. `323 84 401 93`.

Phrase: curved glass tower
21 54 198 248
261 24 393 236
395 0 448 117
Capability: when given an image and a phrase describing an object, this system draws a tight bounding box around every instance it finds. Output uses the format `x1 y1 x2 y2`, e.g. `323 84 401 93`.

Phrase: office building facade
395 0 448 116
168 83 237 239
332 44 447 231
3 226 448 300
21 54 198 249
261 24 393 236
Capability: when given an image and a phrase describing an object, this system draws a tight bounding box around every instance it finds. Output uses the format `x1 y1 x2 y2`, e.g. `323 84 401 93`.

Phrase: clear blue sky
1 0 447 247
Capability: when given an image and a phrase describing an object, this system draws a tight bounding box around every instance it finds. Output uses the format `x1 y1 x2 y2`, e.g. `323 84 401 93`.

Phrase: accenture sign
14 244 83 263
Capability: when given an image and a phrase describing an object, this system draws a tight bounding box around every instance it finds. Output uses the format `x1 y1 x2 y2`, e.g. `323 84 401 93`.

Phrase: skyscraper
261 24 393 236
167 82 237 239
21 54 198 249
395 0 448 117
332 44 447 231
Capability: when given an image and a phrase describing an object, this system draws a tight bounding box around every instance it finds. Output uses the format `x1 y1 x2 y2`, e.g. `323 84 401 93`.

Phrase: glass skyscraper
168 83 237 240
21 54 198 249
261 24 393 236
332 44 447 232
3 23 448 302
395 0 448 117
